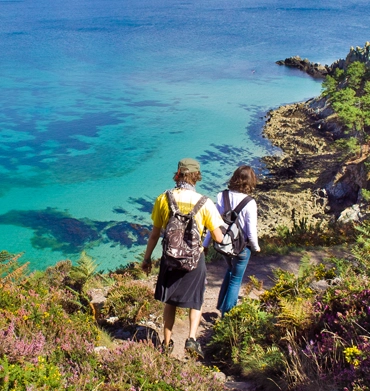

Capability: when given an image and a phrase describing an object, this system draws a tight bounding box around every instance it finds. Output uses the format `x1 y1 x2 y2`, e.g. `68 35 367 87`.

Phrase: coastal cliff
257 43 370 238
276 41 370 78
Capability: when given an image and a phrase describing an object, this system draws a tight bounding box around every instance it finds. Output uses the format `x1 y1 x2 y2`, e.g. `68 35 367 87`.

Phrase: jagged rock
88 288 109 319
132 325 161 347
261 42 370 233
114 329 132 340
337 41 370 70
106 316 119 324
325 159 368 212
310 280 329 291
258 97 370 235
225 379 256 390
213 372 227 383
277 42 370 79
306 96 344 138
337 204 362 224
276 55 330 78
312 188 329 208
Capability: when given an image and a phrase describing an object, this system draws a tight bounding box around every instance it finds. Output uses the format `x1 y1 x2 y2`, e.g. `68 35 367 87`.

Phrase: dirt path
165 249 341 390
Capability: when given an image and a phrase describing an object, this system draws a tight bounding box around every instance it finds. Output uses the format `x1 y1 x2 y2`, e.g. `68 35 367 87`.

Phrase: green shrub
97 340 225 391
209 297 282 378
0 355 63 391
260 214 355 253
102 275 163 324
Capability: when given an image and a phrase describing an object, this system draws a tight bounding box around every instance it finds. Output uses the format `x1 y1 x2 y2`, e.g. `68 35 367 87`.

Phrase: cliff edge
256 43 370 238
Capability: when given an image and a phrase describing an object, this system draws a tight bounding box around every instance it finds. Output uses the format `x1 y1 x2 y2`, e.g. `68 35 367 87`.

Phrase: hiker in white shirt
203 165 260 316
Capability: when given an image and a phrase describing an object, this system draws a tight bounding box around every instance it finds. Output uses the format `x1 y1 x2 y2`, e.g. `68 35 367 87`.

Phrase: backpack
213 190 253 257
162 190 208 272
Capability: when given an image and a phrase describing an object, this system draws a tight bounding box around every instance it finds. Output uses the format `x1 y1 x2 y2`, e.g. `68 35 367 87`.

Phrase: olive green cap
178 158 200 173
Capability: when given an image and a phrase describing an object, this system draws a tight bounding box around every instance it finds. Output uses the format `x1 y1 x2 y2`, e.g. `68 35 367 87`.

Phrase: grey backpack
213 190 252 257
162 190 208 272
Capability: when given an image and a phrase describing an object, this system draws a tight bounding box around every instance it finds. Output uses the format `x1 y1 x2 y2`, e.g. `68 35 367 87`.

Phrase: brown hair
173 170 202 186
228 165 257 194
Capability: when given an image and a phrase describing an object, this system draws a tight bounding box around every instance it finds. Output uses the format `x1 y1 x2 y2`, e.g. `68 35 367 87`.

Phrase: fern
352 222 370 273
72 251 99 279
277 297 313 331
297 255 311 280
0 250 14 263
1 262 30 284
0 252 29 284
239 343 284 377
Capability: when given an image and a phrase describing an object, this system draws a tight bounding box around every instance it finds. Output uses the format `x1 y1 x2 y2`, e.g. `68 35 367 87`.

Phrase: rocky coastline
276 41 370 78
255 102 336 237
255 43 370 238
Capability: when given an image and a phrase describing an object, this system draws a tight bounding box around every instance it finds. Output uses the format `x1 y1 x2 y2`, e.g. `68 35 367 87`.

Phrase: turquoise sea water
0 0 369 270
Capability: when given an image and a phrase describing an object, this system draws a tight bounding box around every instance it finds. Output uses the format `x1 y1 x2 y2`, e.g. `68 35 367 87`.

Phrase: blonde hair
173 171 202 186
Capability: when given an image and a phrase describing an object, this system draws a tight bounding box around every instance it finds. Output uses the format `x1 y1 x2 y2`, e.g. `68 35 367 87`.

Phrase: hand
142 258 152 276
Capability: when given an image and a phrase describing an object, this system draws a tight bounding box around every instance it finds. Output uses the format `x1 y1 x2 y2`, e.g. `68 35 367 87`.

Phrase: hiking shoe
185 338 204 359
161 339 174 355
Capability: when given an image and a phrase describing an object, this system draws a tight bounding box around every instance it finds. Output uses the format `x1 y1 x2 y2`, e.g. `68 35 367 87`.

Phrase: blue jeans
217 247 251 316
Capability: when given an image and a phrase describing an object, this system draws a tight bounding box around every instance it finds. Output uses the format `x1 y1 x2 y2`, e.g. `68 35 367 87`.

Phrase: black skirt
154 253 206 310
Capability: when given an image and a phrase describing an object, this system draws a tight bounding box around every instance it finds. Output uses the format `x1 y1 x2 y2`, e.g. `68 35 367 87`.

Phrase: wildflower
344 346 363 367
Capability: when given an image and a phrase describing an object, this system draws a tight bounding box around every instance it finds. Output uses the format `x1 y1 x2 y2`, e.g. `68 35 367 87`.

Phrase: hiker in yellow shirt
142 158 223 358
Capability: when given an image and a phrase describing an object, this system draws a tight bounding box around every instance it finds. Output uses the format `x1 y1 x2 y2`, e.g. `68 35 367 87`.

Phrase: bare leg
188 307 202 340
163 303 176 345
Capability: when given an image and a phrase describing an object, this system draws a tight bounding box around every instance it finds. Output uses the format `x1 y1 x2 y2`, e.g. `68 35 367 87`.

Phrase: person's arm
203 192 224 251
142 225 161 275
202 230 212 248
244 200 261 252
211 226 223 244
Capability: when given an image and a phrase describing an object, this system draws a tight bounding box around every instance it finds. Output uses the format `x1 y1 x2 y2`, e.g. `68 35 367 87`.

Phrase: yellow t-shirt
151 188 223 238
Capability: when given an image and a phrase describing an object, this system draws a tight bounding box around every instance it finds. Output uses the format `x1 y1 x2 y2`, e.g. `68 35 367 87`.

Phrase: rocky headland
256 43 370 238
276 41 370 78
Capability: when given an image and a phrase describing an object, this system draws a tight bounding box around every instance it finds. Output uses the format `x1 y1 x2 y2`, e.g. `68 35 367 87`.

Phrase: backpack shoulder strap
222 189 231 212
165 190 179 215
190 195 208 216
233 195 253 215
166 191 207 217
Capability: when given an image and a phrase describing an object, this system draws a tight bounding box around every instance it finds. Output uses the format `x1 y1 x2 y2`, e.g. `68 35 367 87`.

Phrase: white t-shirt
203 190 260 252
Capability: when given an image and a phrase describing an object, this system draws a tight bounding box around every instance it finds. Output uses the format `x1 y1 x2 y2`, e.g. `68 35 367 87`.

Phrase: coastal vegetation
1 48 370 390
322 61 370 157
206 52 370 390
209 220 370 390
0 250 225 391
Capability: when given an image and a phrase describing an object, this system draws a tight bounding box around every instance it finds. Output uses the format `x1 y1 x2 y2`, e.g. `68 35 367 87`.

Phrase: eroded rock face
256 103 337 236
325 159 367 207
334 41 370 71
338 204 363 224
276 56 330 78
276 42 370 78
306 96 344 139
258 101 369 235
256 43 370 233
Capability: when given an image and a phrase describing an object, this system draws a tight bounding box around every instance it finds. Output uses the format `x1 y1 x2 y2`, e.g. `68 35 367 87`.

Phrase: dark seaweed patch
112 206 128 214
0 208 102 254
0 208 150 255
106 222 151 247
128 197 154 213
0 111 123 173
